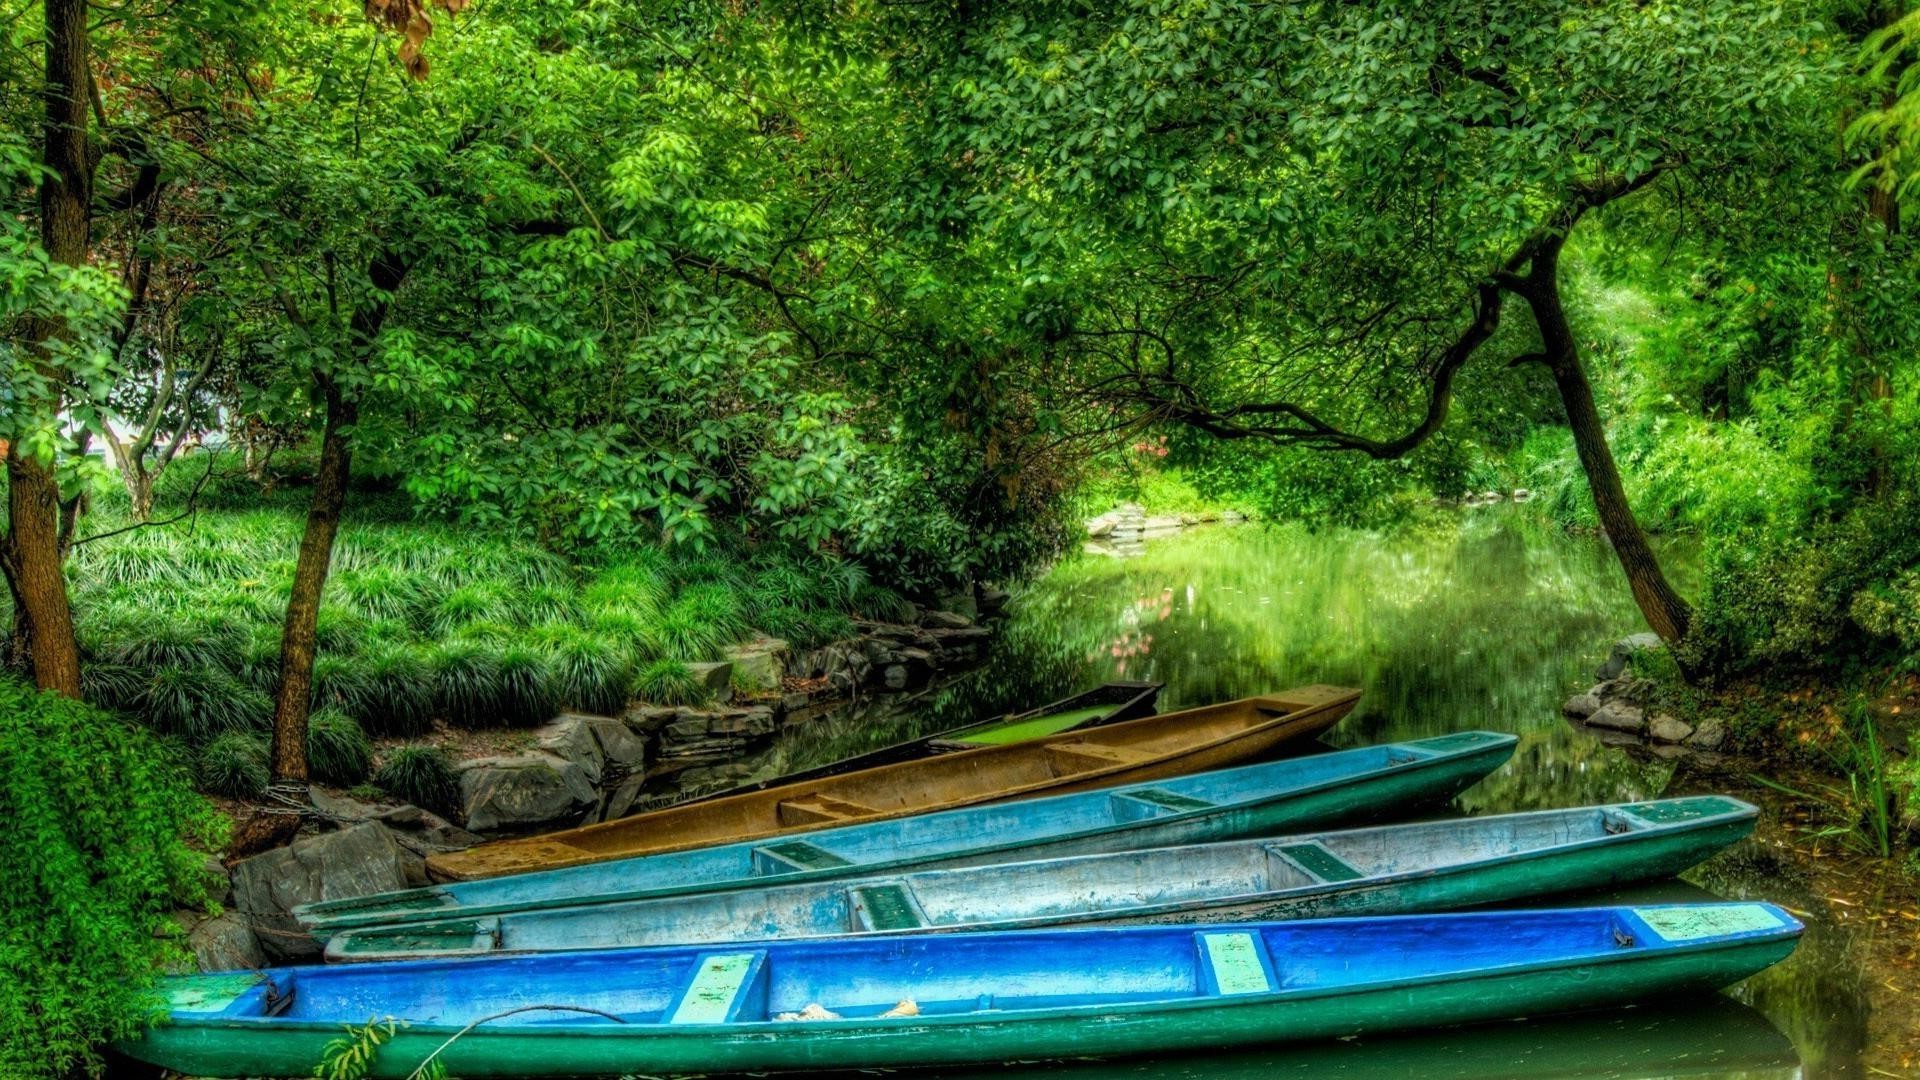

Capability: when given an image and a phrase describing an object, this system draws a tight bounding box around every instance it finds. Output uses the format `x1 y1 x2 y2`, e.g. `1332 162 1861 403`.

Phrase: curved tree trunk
268 380 356 789
1521 245 1694 649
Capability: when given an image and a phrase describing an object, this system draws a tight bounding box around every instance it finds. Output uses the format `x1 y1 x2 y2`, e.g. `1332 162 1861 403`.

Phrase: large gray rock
725 638 789 692
458 752 597 833
1597 632 1665 680
186 911 266 972
920 609 974 630
580 713 649 768
1584 701 1647 734
536 715 608 784
1562 691 1604 719
230 822 411 960
685 660 735 703
1687 718 1729 751
1648 714 1695 744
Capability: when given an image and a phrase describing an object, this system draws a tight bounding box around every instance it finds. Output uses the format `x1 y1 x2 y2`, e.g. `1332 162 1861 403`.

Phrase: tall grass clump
141 665 271 742
427 639 563 728
632 658 709 706
198 730 270 798
534 624 634 715
354 641 437 737
308 709 374 786
0 679 224 1077
375 746 461 816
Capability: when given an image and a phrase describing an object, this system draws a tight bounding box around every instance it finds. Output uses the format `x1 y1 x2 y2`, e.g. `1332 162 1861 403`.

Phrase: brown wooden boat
425 683 1362 882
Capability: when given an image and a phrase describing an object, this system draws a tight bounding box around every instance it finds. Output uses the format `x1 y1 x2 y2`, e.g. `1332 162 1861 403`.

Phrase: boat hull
300 732 1516 939
424 684 1362 882
669 681 1164 807
324 796 1757 961
123 906 1801 1078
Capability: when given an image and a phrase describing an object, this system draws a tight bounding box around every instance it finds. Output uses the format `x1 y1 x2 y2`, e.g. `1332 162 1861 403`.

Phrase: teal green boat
322 796 1757 962
298 731 1517 939
118 904 1802 1078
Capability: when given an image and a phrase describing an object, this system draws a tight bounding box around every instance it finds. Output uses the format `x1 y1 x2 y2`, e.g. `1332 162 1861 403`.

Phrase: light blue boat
297 731 1518 939
122 903 1803 1078
322 795 1756 962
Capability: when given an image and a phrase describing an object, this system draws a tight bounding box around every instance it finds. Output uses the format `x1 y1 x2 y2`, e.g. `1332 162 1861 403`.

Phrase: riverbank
173 591 1003 969
907 518 1915 1075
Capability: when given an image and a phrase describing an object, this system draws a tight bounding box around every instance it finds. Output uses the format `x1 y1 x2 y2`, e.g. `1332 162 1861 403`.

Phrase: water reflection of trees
751 516 1866 1078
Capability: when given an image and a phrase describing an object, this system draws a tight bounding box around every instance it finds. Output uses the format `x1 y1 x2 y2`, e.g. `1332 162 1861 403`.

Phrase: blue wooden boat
120 903 1803 1078
298 731 1518 939
321 795 1757 962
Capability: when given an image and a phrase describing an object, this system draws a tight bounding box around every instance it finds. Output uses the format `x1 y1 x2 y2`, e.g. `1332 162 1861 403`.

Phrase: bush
308 709 373 786
535 625 633 715
354 642 436 737
140 665 271 742
374 746 461 816
0 679 224 1077
198 731 271 797
632 658 709 706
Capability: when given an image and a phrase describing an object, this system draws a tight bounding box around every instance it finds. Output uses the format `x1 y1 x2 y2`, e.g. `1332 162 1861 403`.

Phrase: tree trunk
1 0 94 697
1522 248 1694 650
267 381 357 787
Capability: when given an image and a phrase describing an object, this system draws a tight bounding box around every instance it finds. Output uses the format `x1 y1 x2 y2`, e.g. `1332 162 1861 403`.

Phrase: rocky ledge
1562 633 1728 757
182 592 1005 971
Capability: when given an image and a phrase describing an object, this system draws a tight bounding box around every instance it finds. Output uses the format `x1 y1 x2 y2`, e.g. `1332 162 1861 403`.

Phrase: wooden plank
1197 931 1276 996
667 952 766 1025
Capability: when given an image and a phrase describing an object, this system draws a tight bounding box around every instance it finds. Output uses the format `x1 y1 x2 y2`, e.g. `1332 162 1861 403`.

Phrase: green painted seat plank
849 883 926 931
752 841 853 875
1273 842 1364 883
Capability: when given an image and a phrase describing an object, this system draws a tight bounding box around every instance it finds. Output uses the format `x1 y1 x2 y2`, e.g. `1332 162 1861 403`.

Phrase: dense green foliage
55 471 900 754
0 679 223 1076
2 1 1916 1073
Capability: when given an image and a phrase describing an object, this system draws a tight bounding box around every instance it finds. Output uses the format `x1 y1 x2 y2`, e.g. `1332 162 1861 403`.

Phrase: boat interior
446 686 1362 871
327 793 1745 961
305 731 1516 935
185 907 1786 1027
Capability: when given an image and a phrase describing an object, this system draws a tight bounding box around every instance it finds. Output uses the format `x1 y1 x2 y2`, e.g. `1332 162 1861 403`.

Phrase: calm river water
766 513 1907 1080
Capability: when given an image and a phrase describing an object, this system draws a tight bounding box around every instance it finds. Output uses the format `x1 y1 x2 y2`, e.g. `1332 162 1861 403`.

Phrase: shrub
632 658 709 706
199 731 271 797
493 645 561 726
354 642 437 737
427 640 490 726
374 746 461 816
536 625 633 715
140 665 271 743
0 679 224 1077
308 709 373 786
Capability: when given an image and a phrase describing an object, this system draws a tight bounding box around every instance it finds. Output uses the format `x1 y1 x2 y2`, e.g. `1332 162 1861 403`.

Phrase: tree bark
267 379 356 786
1 0 94 696
1519 244 1694 648
266 250 406 789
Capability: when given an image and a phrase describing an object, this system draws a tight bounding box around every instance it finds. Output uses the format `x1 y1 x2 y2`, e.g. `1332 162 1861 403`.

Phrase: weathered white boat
298 731 1517 939
323 795 1756 962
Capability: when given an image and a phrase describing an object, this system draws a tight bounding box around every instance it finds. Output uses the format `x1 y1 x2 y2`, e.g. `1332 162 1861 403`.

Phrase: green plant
355 642 437 737
426 640 503 728
309 709 374 786
632 658 709 706
199 731 271 797
315 1015 403 1080
0 678 225 1077
1749 704 1899 858
536 625 633 715
141 665 271 743
374 747 461 817
493 645 561 727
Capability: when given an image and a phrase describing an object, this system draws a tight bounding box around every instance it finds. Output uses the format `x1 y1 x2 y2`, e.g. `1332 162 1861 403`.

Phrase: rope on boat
403 1004 629 1079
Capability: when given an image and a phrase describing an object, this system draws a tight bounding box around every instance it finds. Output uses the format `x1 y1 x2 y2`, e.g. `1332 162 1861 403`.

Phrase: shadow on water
755 515 1881 1078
